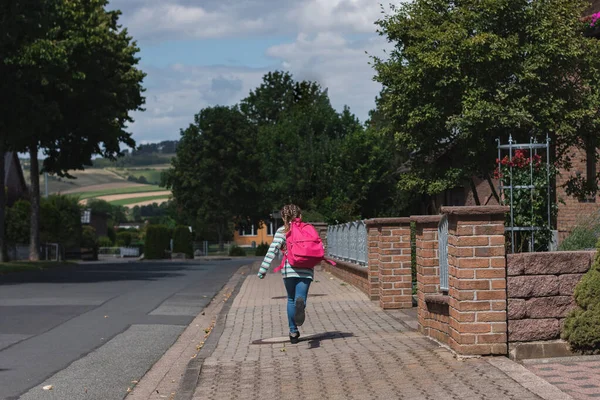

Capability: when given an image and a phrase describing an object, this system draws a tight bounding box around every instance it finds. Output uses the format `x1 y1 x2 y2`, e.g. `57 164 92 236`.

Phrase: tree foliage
166 71 412 240
165 106 259 243
0 0 145 260
372 0 600 197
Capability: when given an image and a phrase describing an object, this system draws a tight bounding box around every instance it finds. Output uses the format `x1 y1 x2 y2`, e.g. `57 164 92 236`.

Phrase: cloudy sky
107 0 398 144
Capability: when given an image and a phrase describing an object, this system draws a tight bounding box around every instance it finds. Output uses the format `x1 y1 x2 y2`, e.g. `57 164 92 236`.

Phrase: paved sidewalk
524 356 600 399
190 268 564 400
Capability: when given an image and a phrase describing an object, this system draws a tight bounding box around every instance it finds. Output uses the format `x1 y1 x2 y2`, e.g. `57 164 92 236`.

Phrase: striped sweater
258 226 314 280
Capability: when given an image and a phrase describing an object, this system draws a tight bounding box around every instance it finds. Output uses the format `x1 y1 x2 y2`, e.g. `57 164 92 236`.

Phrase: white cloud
109 0 391 40
265 33 390 121
108 0 402 143
127 65 270 143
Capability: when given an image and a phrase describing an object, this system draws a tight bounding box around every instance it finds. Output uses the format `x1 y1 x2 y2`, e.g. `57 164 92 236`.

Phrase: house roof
4 152 27 190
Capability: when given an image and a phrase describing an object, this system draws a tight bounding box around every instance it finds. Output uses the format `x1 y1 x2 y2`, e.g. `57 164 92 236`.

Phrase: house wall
233 220 285 247
556 147 600 241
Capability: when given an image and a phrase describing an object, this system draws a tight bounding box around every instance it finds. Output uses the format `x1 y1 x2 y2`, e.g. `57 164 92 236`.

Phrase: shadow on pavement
0 262 198 285
251 331 354 347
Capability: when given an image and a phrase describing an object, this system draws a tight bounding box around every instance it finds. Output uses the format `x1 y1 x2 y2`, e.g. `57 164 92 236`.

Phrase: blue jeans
283 277 311 334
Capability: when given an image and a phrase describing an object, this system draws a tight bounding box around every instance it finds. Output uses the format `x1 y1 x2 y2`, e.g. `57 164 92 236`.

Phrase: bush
228 245 246 257
172 226 193 258
107 226 117 244
562 239 600 353
559 226 598 251
116 231 134 247
144 225 171 259
255 242 269 256
5 199 31 244
98 236 113 247
40 195 82 249
81 226 99 260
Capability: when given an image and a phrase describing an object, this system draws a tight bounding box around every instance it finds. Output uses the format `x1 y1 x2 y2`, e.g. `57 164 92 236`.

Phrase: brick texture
367 219 413 309
556 146 600 241
414 216 450 346
443 206 509 356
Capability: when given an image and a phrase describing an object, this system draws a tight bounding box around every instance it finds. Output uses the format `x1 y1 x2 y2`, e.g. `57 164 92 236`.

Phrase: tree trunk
484 172 500 204
217 224 224 252
0 148 7 262
29 142 41 261
470 177 481 206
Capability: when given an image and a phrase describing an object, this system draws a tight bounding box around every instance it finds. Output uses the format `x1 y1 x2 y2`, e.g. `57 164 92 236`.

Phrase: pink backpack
274 219 335 272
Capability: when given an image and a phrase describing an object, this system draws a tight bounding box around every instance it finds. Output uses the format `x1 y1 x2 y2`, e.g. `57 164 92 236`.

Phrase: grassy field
23 166 128 194
109 167 165 185
73 185 165 200
109 194 171 207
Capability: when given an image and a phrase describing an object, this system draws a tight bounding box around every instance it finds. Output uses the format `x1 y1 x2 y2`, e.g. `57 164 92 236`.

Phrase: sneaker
289 331 300 344
294 297 306 326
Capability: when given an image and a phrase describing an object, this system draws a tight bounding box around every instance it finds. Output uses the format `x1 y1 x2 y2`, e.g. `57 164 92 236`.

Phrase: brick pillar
366 223 381 301
443 206 509 356
412 215 446 341
312 222 328 272
312 222 328 247
366 218 412 309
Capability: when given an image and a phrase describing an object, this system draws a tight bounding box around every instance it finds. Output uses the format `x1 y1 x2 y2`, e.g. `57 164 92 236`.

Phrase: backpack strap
273 253 287 273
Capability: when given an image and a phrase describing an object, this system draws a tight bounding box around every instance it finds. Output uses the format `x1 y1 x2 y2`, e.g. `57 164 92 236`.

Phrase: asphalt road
0 258 255 400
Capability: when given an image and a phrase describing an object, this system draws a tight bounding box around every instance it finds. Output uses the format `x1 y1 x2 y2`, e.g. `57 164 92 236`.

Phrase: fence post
442 206 509 356
366 221 381 301
366 218 412 309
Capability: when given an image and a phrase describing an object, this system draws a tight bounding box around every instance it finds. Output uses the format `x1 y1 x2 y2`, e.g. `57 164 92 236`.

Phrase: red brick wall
366 218 413 309
444 206 509 356
325 219 413 309
507 251 594 344
323 261 369 296
413 215 450 345
556 147 600 241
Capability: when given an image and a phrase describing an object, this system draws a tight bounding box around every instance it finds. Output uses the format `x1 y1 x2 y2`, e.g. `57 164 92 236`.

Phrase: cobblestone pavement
525 357 600 399
192 268 547 400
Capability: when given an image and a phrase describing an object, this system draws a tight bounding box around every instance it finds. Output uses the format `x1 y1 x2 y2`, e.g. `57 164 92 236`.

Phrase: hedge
562 239 600 353
172 226 193 259
144 225 171 259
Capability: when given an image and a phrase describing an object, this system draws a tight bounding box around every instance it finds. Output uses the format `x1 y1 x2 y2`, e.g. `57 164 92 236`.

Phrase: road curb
174 262 254 400
486 356 574 400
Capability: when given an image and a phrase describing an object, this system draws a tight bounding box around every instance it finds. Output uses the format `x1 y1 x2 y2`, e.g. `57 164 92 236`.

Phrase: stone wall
507 251 594 358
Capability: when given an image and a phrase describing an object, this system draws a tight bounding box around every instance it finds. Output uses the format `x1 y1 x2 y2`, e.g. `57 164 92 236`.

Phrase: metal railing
438 215 449 291
99 247 140 258
8 243 60 261
327 221 368 266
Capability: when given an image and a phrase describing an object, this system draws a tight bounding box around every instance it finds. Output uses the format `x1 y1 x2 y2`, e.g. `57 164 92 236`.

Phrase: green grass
129 169 163 184
72 185 164 200
110 194 171 207
0 261 74 274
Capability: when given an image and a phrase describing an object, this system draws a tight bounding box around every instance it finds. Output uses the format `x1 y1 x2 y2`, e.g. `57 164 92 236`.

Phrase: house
233 219 283 247
4 152 27 205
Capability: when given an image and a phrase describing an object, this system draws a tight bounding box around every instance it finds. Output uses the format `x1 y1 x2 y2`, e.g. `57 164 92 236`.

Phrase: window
238 224 255 237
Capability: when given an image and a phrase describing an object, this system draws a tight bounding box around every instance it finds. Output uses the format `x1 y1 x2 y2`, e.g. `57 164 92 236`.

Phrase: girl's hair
281 204 302 233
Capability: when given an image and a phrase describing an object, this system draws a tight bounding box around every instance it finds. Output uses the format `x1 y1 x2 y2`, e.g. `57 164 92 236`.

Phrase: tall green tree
241 71 362 215
164 106 259 247
1 0 145 260
372 0 600 200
